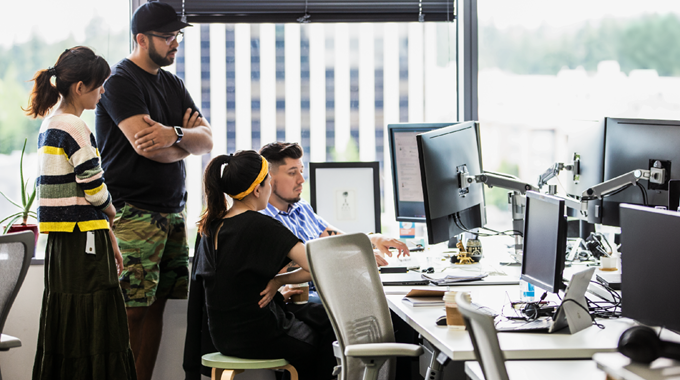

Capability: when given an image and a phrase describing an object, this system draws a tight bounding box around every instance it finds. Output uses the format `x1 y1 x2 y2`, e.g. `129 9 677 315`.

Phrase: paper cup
289 282 310 304
443 291 468 330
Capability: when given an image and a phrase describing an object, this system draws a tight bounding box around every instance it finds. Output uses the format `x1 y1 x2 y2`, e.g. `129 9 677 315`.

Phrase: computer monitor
600 117 680 226
416 121 486 246
387 123 451 222
620 203 680 332
520 191 568 294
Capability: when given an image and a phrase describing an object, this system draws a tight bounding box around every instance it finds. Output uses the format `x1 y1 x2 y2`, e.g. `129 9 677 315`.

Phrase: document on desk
422 272 488 285
402 289 446 307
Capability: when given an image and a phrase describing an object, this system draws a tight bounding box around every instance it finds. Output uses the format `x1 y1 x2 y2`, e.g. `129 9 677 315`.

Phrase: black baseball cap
131 1 192 35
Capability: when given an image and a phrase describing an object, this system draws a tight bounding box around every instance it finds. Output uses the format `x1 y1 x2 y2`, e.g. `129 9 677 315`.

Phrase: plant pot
6 223 39 256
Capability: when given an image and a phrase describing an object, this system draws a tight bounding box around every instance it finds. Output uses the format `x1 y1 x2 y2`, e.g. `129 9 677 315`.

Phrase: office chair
306 233 423 380
0 231 35 380
456 292 510 380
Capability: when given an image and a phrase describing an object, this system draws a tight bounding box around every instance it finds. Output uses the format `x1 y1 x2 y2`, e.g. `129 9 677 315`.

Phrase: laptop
495 267 596 334
595 272 621 290
380 272 429 286
381 272 519 286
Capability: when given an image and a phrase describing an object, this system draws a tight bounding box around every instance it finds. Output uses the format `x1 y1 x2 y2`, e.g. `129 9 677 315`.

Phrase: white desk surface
465 360 605 380
386 286 637 361
593 352 680 380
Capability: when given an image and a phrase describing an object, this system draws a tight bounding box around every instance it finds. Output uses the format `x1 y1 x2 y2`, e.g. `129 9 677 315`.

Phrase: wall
0 264 272 380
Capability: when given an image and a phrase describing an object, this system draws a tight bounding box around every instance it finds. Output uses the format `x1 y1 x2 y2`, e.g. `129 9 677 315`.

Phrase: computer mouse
436 315 447 326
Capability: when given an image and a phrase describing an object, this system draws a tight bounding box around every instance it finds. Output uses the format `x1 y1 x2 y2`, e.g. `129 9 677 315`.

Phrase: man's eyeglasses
146 32 184 45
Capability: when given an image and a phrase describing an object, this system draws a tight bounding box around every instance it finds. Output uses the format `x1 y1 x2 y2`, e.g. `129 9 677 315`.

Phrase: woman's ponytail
24 68 61 118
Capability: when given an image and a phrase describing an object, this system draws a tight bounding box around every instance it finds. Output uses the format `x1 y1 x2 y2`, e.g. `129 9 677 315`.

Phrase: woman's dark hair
259 142 303 170
198 150 269 235
24 46 111 118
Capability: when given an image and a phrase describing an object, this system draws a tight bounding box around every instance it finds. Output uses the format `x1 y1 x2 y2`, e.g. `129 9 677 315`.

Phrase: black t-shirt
194 211 314 352
95 58 201 213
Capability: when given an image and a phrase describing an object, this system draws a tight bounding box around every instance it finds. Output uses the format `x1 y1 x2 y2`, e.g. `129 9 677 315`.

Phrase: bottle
520 279 535 302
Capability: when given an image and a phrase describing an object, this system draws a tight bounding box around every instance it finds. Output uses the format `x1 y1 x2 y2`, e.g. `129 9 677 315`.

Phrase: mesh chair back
0 231 34 334
306 233 395 380
456 292 509 380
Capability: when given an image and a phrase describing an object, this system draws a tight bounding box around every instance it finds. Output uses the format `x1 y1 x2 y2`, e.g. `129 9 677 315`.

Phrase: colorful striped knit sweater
37 114 112 233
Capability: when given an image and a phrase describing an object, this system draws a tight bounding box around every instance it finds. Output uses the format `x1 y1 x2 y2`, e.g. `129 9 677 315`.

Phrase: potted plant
0 138 38 246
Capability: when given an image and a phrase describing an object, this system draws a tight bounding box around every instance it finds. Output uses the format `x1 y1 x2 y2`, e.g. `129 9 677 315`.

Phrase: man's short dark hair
260 142 303 169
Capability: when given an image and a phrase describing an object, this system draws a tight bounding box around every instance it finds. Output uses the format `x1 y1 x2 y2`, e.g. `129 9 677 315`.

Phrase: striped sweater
37 114 112 233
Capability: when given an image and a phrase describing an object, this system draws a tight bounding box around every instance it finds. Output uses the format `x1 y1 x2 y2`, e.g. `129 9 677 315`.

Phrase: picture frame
309 162 381 234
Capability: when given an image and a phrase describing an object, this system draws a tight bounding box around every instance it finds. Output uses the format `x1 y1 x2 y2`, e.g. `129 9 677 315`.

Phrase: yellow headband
229 157 269 200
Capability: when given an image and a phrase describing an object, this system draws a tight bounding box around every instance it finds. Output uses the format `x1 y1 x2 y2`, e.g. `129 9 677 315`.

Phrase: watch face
175 126 184 137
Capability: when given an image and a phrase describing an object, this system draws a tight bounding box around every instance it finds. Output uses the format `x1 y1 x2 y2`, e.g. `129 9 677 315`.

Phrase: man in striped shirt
259 142 409 267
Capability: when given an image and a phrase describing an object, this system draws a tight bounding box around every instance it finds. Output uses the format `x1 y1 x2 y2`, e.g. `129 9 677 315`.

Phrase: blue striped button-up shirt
260 199 329 243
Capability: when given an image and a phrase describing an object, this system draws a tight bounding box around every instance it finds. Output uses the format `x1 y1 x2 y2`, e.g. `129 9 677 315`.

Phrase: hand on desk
369 234 410 266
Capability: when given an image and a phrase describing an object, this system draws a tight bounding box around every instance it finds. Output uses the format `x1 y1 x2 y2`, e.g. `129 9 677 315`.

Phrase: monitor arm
459 168 537 261
581 167 665 201
459 169 538 195
537 155 580 190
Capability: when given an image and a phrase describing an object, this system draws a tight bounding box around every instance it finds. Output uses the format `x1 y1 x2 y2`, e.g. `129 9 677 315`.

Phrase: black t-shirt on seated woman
193 211 316 352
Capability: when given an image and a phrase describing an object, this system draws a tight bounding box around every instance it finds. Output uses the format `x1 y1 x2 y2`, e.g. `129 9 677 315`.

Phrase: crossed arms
118 108 213 163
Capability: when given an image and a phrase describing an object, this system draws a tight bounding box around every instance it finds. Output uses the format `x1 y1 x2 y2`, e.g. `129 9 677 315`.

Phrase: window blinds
153 0 455 23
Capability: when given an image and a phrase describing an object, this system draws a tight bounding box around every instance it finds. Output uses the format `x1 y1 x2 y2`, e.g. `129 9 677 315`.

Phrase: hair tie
229 157 269 200
220 154 234 179
47 66 57 77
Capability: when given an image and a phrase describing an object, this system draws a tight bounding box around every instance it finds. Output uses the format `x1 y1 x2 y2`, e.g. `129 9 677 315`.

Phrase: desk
387 288 636 362
593 352 680 380
464 360 605 380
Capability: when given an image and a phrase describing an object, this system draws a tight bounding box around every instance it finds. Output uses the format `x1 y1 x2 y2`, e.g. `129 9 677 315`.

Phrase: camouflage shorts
114 203 189 307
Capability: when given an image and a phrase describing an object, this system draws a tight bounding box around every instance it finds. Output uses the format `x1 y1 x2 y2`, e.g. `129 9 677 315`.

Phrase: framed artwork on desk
309 162 381 234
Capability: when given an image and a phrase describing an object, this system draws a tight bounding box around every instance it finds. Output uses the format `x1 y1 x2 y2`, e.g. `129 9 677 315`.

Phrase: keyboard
495 318 551 332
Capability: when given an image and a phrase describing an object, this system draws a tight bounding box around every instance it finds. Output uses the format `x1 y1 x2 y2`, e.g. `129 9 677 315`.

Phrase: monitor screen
416 121 486 245
600 117 680 226
620 204 680 332
387 123 452 222
520 191 568 294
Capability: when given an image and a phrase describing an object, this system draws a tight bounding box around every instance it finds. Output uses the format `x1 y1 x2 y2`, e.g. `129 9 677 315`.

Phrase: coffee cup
442 291 469 330
289 282 310 304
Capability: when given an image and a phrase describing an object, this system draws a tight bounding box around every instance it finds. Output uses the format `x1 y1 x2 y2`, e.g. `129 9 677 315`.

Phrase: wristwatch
173 126 183 144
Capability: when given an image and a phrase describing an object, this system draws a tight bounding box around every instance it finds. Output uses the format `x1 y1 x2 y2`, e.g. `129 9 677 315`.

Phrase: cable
453 213 523 238
636 182 648 206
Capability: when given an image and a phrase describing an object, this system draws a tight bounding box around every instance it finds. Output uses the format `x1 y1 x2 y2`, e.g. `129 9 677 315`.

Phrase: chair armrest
344 343 423 358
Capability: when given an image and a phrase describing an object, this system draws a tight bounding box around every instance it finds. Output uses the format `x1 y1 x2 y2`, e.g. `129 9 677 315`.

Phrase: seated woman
193 150 336 380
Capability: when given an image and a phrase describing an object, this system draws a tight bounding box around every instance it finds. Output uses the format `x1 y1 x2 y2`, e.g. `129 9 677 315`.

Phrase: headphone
617 326 680 364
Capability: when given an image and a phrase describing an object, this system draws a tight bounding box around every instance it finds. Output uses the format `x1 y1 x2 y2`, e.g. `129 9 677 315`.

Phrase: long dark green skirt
32 229 136 380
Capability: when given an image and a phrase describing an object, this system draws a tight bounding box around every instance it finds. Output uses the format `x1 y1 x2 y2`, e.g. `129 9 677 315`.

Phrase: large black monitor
520 191 568 294
416 121 486 246
387 123 451 222
620 204 680 332
599 117 680 226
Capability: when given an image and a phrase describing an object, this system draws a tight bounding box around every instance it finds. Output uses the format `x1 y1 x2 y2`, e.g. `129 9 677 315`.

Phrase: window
478 0 680 229
1 0 129 259
173 21 457 238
